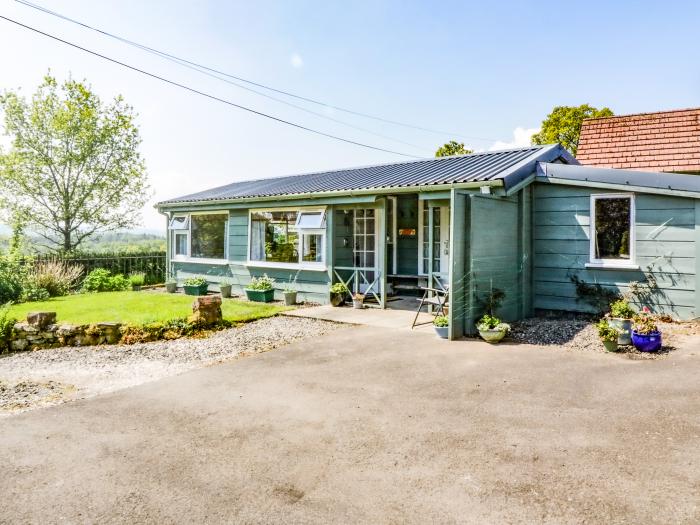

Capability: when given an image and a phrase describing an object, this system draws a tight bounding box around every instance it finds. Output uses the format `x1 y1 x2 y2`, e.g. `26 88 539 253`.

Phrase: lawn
7 291 289 325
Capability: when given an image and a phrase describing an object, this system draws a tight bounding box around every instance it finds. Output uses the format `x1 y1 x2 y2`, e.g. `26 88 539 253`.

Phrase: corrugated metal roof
158 144 571 206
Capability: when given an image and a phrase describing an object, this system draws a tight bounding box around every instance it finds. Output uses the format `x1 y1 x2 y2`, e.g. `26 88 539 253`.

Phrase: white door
353 208 380 293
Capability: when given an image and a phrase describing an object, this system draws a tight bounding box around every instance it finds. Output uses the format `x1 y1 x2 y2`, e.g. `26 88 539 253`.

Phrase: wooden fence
31 251 167 284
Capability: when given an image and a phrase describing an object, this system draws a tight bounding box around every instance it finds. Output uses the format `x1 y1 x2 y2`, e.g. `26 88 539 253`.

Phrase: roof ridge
583 107 700 123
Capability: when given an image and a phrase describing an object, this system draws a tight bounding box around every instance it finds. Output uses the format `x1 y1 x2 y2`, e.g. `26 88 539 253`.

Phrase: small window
301 233 323 263
296 211 325 229
590 194 634 264
174 232 188 257
169 215 189 230
191 214 227 259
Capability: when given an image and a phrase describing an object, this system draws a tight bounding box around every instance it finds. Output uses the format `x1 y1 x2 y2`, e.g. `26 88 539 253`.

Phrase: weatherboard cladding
159 146 558 204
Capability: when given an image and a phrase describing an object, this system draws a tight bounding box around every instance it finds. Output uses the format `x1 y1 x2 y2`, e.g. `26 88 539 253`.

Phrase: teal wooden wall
172 208 331 303
532 183 698 319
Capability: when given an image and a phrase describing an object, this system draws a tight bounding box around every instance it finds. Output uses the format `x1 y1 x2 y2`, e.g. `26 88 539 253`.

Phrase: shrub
597 319 619 342
183 277 207 286
82 268 131 292
30 259 83 297
21 281 50 302
433 315 449 327
129 272 146 288
476 314 510 333
247 274 275 291
0 302 16 352
610 299 635 319
0 256 27 304
330 282 349 295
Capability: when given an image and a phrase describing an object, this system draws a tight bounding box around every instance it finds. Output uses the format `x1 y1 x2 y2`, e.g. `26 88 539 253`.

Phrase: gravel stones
0 316 340 416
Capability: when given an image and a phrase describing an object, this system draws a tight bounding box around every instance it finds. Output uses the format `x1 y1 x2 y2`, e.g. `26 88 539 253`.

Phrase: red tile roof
576 108 700 173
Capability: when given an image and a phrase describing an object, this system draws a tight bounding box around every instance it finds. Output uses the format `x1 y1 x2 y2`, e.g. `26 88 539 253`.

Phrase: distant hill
0 230 166 254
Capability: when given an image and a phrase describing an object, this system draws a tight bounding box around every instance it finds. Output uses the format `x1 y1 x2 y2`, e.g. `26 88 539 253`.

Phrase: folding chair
411 285 449 329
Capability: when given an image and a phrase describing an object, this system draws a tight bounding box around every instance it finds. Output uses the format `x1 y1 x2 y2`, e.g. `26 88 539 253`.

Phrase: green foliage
0 302 17 352
128 272 146 287
0 256 27 304
82 268 130 292
21 281 50 302
247 274 275 291
570 274 621 315
531 104 614 155
30 259 83 297
477 314 500 330
0 74 150 252
633 313 658 335
597 319 620 342
433 315 449 327
330 282 349 295
609 299 635 319
476 287 505 317
183 277 207 286
435 140 473 157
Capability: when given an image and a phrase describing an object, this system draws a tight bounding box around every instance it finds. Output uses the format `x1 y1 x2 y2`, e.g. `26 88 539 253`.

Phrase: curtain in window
250 219 266 260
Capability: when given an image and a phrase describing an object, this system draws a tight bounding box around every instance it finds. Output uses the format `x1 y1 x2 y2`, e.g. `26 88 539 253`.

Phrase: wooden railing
333 266 383 308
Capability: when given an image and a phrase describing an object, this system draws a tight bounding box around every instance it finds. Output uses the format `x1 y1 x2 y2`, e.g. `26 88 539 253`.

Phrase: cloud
290 53 304 68
489 126 539 151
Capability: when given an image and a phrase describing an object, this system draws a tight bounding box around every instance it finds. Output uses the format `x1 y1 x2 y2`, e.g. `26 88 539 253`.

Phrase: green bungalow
156 144 700 339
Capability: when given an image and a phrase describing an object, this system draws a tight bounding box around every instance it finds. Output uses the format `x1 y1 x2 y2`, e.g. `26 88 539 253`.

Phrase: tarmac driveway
1 325 699 524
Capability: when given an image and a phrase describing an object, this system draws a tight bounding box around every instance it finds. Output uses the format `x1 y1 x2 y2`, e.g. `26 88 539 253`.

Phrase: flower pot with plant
183 277 208 296
245 274 275 302
283 275 298 306
329 283 349 307
609 299 635 345
165 278 177 294
433 315 449 338
352 293 365 309
597 318 620 352
129 272 146 291
219 278 233 298
631 311 662 352
476 314 510 344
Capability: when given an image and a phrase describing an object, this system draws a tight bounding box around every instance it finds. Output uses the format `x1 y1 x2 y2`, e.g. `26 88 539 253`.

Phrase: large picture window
169 212 228 261
590 194 635 266
249 209 326 268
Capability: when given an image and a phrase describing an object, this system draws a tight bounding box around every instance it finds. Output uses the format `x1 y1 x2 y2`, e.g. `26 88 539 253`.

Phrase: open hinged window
295 211 326 230
168 215 190 230
589 194 636 268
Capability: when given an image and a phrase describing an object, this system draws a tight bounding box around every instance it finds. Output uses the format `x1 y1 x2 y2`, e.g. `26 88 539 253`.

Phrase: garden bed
509 315 700 359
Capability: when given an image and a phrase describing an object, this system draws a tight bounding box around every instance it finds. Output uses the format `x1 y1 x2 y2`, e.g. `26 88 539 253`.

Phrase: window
590 194 635 266
249 209 326 267
168 212 228 261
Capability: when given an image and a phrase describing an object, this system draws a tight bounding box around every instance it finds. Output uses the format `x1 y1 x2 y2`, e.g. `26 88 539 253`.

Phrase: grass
7 291 289 325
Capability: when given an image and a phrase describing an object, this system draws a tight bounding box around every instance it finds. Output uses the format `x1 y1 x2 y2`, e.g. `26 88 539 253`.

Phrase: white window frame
417 201 449 276
587 193 637 269
170 211 229 264
247 207 327 271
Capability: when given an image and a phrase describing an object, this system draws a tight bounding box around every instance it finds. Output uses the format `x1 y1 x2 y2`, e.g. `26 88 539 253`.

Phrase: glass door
353 208 378 292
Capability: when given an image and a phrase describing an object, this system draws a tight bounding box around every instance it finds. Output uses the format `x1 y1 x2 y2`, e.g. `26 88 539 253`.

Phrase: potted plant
597 318 620 352
128 272 146 291
352 292 365 309
283 285 297 306
476 314 510 344
609 299 635 345
165 278 177 294
433 315 449 339
219 278 233 298
245 274 275 303
631 311 662 352
183 277 208 296
329 283 349 307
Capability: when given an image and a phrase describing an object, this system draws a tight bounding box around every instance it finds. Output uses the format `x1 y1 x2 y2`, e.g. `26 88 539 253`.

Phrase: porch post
326 205 334 293
378 198 387 309
449 190 469 339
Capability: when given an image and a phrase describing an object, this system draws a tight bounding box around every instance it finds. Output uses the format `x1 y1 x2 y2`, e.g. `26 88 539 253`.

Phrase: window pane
594 198 631 260
302 234 323 262
250 211 300 263
296 212 325 229
174 233 187 256
169 215 189 230
191 214 226 259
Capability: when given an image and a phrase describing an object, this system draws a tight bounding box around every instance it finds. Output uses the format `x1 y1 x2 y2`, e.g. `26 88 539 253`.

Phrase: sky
1 0 699 231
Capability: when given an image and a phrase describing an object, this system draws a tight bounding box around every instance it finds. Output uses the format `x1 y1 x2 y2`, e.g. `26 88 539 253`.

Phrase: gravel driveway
0 316 338 415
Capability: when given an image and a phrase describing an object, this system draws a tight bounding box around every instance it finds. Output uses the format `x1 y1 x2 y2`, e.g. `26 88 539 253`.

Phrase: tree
435 140 473 157
0 75 150 252
531 104 613 155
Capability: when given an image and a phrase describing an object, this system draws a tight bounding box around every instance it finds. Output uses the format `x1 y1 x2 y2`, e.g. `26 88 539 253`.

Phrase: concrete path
1 325 699 523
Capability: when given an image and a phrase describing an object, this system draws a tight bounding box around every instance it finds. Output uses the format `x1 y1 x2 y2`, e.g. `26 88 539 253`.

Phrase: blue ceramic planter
631 330 662 352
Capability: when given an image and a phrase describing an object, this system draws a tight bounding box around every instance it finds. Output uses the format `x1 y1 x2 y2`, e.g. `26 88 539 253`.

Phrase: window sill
245 261 327 272
172 257 230 265
585 262 640 271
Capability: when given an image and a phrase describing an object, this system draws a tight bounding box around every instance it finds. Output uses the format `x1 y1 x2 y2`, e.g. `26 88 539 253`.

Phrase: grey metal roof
158 144 573 206
537 162 700 196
